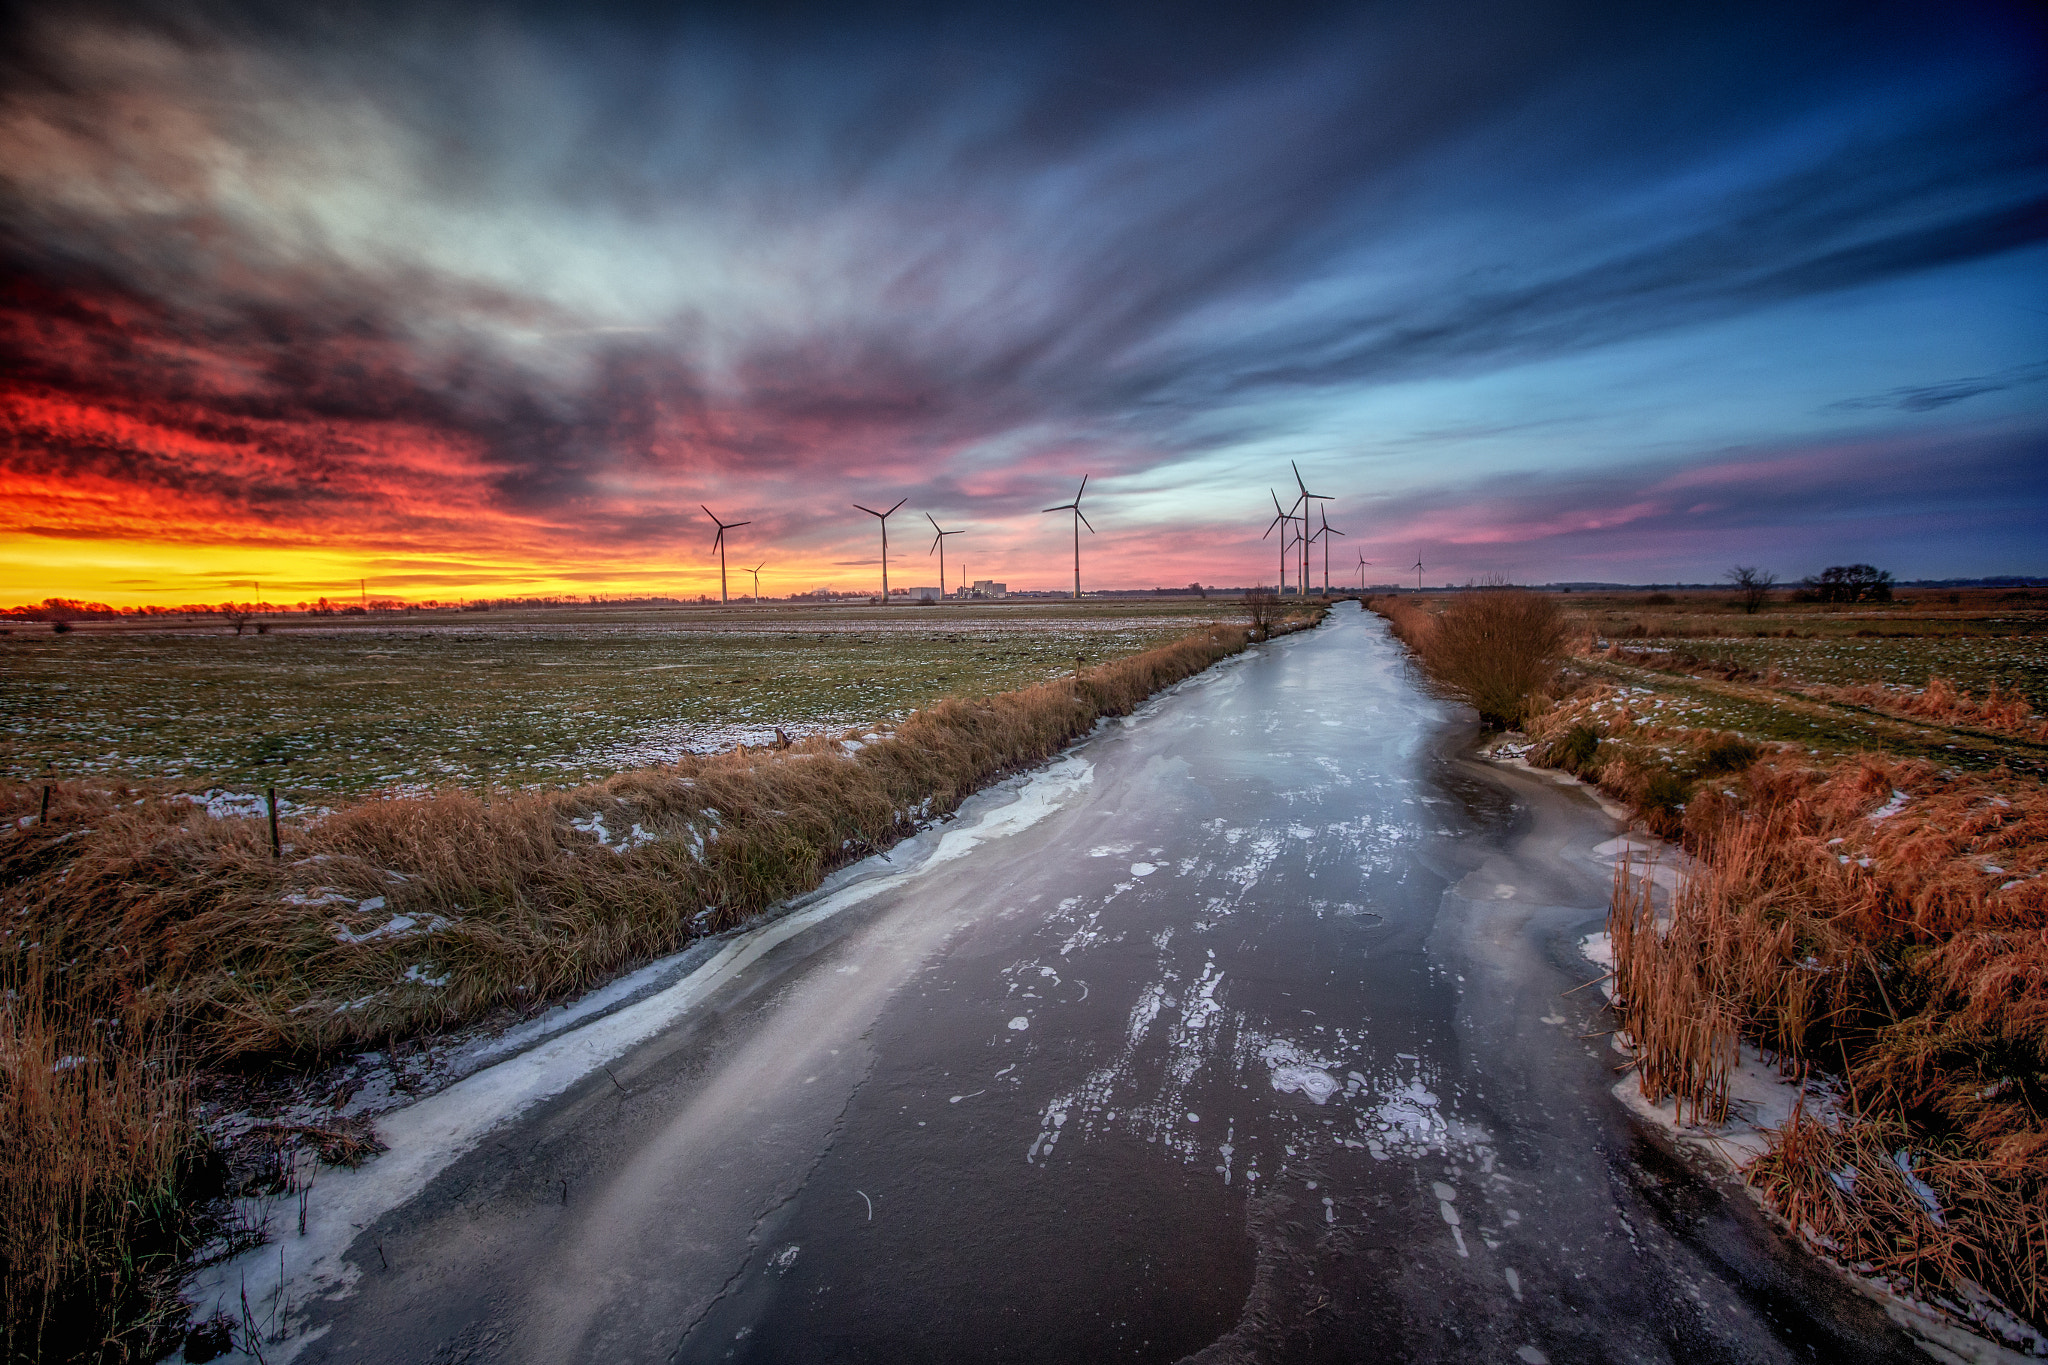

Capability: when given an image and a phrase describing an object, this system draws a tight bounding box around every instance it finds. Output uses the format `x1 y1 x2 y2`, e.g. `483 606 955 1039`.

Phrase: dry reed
1370 591 1567 727
1558 699 2048 1328
1806 677 2048 743
1 971 193 1363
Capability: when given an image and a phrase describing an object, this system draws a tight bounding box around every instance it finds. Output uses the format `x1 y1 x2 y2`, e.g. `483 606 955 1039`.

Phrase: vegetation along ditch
1372 588 2048 1352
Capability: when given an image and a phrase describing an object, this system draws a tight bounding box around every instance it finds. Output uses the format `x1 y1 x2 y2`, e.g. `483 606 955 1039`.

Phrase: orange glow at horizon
0 532 925 608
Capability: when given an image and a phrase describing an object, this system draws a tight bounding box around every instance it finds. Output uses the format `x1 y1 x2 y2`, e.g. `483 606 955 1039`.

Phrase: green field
0 602 1223 797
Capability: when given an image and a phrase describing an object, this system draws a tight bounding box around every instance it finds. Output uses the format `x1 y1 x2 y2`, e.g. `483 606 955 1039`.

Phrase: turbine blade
1042 502 1076 513
1292 460 1307 495
1077 509 1095 533
729 521 751 529
886 497 907 516
853 504 880 517
1075 474 1087 501
930 533 941 554
927 512 942 532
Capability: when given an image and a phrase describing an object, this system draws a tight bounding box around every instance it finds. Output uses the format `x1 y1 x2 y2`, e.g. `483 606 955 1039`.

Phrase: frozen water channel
205 602 1923 1364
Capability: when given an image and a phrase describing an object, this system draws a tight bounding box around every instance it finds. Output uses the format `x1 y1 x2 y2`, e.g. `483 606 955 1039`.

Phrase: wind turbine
1292 462 1333 599
747 563 765 603
1413 554 1425 591
1318 507 1345 597
1041 476 1094 601
1357 552 1372 592
927 514 964 602
702 506 751 605
1263 490 1295 596
853 497 907 600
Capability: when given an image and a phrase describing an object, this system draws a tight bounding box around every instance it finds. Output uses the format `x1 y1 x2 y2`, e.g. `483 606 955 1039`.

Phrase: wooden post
40 784 51 825
267 786 281 858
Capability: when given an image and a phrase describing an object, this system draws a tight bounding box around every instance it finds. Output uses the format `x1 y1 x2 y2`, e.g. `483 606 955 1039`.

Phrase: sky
2 0 2045 605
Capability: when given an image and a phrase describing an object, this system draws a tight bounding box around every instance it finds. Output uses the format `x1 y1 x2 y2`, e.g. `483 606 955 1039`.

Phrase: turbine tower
1292 462 1333 599
1318 507 1345 597
702 505 751 605
747 562 765 603
1041 476 1094 601
853 497 907 601
927 514 964 602
1413 554 1425 591
1357 552 1372 592
1263 489 1296 596
1261 491 1294 597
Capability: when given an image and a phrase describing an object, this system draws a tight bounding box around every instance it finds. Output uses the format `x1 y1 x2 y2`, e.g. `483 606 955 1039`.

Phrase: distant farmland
0 602 1224 796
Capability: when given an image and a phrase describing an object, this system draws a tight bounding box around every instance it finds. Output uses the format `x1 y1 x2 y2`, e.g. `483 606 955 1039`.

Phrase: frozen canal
224 602 1920 1363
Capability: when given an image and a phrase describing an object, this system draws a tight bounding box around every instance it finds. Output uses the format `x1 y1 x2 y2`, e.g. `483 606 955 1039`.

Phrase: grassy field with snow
0 601 1220 796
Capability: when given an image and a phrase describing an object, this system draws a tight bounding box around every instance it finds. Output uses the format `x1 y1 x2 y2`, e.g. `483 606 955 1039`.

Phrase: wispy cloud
1827 361 2048 413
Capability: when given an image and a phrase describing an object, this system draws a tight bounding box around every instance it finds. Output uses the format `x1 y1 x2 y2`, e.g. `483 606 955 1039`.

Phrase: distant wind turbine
927 514 964 602
702 506 751 605
1357 552 1372 592
747 562 765 603
1318 507 1344 597
1413 554 1425 591
1292 462 1333 599
853 497 908 600
1263 489 1296 596
1041 476 1094 601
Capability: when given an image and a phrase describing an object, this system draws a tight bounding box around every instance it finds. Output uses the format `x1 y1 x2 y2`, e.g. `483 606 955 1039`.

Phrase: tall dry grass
2 620 1282 1357
1371 590 1569 727
1 972 193 1363
1589 738 2048 1327
1809 677 2048 743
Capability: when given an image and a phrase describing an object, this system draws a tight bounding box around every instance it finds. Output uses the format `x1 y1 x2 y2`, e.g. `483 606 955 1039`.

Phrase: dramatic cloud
2 0 2044 602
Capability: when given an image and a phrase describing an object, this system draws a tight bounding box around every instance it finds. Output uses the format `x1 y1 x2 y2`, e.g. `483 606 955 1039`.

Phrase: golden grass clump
1810 677 2048 743
1586 735 2048 1327
1372 590 1568 728
1 971 193 1363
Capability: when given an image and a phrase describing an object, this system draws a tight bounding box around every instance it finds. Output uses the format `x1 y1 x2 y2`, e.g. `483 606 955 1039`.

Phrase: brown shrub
1408 590 1568 728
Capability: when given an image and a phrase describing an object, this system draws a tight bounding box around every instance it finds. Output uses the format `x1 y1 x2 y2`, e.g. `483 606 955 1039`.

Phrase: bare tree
1243 588 1279 641
1725 566 1778 615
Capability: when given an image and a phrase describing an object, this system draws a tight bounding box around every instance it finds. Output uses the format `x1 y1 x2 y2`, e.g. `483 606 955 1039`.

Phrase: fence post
40 784 51 825
267 786 281 858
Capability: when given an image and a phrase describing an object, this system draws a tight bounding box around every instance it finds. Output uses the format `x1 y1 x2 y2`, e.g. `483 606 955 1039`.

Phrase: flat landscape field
1555 588 2048 773
0 601 1226 796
